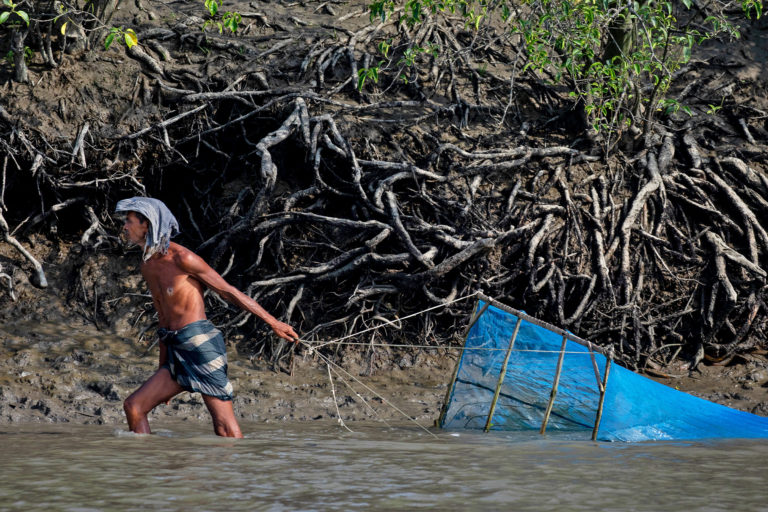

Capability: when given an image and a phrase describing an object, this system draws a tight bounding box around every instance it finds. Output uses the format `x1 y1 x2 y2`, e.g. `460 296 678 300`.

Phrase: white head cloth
115 197 180 261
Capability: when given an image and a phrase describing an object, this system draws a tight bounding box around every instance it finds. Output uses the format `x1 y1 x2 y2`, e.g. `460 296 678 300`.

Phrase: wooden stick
483 316 522 432
592 351 614 441
437 300 490 427
477 293 610 357
540 334 568 435
588 342 603 391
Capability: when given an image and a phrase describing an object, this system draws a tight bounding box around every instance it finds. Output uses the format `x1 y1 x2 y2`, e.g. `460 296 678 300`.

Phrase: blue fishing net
440 300 768 442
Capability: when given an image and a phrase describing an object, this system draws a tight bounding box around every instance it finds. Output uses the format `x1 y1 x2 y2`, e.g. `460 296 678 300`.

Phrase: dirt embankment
1 0 768 431
0 241 456 428
0 242 766 429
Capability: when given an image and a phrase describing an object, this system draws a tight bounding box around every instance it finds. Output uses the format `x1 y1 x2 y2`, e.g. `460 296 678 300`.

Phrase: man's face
123 212 148 246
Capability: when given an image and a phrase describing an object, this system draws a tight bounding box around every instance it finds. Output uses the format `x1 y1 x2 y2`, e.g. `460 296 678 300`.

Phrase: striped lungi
159 319 234 401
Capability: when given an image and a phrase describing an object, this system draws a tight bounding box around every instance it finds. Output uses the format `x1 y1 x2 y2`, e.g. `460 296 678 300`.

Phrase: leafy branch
0 0 29 26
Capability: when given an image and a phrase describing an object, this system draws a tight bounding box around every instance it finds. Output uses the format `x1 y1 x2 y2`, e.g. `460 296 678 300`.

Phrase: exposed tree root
1 2 767 372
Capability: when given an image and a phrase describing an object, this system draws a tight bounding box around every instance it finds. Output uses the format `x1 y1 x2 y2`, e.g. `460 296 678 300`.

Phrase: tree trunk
11 28 29 83
602 8 634 64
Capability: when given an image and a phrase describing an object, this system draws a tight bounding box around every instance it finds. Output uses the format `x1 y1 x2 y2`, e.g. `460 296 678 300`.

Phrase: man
116 197 299 438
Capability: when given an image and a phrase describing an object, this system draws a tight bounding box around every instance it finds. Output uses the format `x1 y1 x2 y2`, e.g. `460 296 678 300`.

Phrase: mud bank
3 315 768 430
0 242 766 430
0 316 456 428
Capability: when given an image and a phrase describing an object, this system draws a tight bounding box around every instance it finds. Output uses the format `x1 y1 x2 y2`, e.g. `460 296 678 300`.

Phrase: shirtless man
117 197 299 438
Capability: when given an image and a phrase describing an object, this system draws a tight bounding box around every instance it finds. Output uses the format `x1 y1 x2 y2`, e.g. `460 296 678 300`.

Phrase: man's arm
175 249 300 342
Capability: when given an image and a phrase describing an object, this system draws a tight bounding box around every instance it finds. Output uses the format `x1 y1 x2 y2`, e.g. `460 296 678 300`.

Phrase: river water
1 421 767 511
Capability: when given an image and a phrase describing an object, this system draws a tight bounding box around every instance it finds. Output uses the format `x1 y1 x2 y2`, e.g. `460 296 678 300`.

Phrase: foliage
0 0 29 26
357 63 381 89
363 0 762 143
508 0 753 139
0 0 242 82
104 27 138 50
202 0 241 34
4 45 32 65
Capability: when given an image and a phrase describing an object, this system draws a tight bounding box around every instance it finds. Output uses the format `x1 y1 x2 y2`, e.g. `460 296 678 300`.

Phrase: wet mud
2 305 768 429
0 314 455 428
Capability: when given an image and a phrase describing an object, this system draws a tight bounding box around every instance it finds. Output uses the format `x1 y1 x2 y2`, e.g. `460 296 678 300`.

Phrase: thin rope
326 359 395 429
327 362 354 433
293 292 478 438
308 346 440 439
306 290 480 350
304 340 600 355
300 290 598 356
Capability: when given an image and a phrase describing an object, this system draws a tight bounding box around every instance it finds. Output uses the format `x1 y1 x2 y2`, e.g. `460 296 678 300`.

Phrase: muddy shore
0 317 456 428
2 295 768 431
0 0 767 435
0 242 766 432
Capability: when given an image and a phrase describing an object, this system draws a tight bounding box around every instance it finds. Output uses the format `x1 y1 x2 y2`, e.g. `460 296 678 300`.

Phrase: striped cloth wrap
159 319 234 401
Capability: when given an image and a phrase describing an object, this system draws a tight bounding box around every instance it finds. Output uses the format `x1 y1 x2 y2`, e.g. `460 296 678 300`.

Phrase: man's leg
123 367 184 434
202 394 243 438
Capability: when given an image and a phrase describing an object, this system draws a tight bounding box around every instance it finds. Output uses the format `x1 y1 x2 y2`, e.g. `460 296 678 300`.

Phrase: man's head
122 211 149 246
115 197 180 260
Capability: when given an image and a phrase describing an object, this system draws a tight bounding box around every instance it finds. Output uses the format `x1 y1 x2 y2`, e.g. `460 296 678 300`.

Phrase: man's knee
123 394 145 417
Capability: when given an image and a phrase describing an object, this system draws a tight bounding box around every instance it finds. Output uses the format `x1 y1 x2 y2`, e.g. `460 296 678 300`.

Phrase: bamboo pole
483 316 522 432
437 300 491 427
476 293 608 357
539 334 568 435
588 342 603 388
591 350 614 441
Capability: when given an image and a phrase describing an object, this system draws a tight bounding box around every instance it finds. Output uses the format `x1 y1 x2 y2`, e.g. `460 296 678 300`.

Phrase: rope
305 340 603 355
292 290 602 436
325 358 396 429
305 290 480 350
288 293 482 438
299 290 601 356
307 345 440 439
327 362 354 433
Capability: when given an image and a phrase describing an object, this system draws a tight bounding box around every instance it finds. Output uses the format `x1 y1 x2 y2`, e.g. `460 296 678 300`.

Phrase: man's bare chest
141 261 194 298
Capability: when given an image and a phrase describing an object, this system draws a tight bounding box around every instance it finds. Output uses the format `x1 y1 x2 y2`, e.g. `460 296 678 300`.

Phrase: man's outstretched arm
175 248 300 342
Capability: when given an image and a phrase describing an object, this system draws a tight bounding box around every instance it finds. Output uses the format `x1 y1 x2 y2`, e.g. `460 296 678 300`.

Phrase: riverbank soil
0 312 455 427
1 0 768 429
0 245 766 428
2 303 767 428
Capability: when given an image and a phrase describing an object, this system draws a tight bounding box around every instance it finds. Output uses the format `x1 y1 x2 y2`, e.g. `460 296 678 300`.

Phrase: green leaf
682 45 691 62
105 32 115 50
0 11 9 23
205 0 219 16
357 69 367 90
124 29 138 48
2 0 11 7
16 9 28 25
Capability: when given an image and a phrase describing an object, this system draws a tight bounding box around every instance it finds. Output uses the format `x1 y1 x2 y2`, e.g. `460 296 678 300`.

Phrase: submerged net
439 296 768 442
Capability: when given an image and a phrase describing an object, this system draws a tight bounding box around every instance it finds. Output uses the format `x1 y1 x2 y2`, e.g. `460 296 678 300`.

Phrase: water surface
1 422 766 511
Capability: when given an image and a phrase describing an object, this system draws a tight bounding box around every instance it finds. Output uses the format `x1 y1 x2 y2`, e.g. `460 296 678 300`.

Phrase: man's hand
271 320 300 343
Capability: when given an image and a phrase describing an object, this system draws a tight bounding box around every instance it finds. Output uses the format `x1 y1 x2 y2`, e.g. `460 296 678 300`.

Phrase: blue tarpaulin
439 297 768 441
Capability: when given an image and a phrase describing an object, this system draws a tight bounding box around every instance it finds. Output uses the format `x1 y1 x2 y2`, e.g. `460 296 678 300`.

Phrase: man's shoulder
168 243 207 270
167 241 193 256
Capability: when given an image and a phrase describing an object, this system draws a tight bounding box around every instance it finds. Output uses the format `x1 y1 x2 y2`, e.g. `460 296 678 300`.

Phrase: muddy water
1 423 767 512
